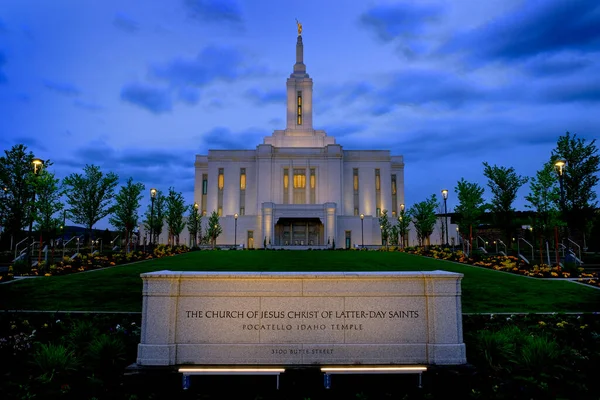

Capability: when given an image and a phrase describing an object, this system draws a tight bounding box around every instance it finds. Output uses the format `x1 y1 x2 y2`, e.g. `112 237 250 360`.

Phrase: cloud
523 53 593 77
184 0 243 27
113 13 139 33
177 87 201 105
327 124 366 138
200 127 264 150
359 2 444 42
44 80 81 97
120 83 172 114
152 46 245 88
244 88 285 105
0 51 6 84
73 100 104 112
443 0 600 63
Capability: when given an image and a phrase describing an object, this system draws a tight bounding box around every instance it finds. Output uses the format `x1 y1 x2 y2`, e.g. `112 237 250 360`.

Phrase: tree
33 169 64 243
550 132 599 242
109 177 145 253
0 144 51 246
408 195 438 247
483 162 528 246
165 188 186 245
206 211 222 249
397 207 412 248
378 209 391 249
454 178 486 251
62 165 119 244
525 163 561 241
187 204 202 247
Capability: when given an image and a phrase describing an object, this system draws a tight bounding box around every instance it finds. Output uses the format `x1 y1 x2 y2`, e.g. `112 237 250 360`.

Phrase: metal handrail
62 235 83 258
496 239 507 254
14 237 29 260
518 238 534 262
476 235 486 249
568 239 581 262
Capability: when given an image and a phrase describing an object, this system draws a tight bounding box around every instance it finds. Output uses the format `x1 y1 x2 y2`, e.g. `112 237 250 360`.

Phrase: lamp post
441 189 449 246
149 188 157 249
27 158 43 268
380 224 384 246
193 202 199 247
360 214 364 248
399 204 405 249
234 213 238 249
554 159 569 260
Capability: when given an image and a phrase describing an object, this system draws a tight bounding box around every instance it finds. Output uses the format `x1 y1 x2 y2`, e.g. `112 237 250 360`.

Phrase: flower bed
401 245 599 282
1 312 598 399
3 244 190 279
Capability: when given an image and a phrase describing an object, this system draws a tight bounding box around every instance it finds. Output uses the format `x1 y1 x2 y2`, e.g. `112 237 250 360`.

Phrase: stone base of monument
132 271 467 392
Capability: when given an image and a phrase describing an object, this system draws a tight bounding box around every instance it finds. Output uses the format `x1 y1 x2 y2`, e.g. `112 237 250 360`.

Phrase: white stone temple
190 31 405 249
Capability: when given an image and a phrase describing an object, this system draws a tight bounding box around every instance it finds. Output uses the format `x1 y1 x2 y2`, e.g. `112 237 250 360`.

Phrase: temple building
191 30 405 249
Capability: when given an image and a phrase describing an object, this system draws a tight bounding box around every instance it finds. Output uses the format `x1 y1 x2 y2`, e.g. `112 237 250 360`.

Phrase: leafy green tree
165 187 186 245
143 190 166 245
206 210 222 249
397 206 412 248
525 163 561 242
550 132 599 242
0 144 50 245
454 178 486 250
483 162 528 246
408 195 438 247
33 169 64 243
378 209 391 248
62 165 119 244
186 203 202 247
109 177 145 252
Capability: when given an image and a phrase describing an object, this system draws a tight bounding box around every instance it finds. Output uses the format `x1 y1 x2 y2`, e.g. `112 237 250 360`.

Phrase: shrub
31 343 78 377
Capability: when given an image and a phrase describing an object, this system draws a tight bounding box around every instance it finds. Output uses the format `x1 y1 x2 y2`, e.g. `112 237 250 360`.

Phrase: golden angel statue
296 18 302 35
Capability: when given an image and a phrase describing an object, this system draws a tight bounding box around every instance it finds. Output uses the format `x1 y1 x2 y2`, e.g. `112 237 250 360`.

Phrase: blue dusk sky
1 0 599 229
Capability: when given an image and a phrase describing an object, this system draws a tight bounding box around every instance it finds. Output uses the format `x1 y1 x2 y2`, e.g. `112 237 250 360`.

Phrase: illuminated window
310 168 316 204
217 168 224 215
239 168 246 215
297 91 302 125
375 169 381 217
353 168 359 215
218 168 224 190
201 173 208 216
240 168 246 190
283 168 289 204
391 174 397 216
293 168 306 204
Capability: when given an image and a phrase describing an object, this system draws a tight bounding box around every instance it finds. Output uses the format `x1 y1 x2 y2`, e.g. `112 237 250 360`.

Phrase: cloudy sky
1 0 599 229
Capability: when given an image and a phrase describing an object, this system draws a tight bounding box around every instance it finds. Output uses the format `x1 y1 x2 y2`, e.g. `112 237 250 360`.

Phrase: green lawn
1 250 599 313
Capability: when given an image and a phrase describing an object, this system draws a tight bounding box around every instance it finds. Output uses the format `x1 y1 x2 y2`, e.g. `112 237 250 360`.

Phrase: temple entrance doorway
274 218 324 246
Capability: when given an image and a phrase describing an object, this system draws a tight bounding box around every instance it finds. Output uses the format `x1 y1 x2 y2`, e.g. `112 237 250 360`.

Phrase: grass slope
1 251 599 313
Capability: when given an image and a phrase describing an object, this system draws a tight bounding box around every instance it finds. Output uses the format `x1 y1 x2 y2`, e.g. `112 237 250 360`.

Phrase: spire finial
295 18 302 36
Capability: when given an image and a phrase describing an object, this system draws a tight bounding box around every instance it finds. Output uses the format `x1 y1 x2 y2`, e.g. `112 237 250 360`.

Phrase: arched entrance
274 218 324 246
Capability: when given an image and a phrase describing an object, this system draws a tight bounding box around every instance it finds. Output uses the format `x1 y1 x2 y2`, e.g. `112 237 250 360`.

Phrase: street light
441 189 449 246
150 188 157 249
360 214 364 248
380 224 384 246
234 213 238 249
554 159 569 260
399 204 405 249
27 158 43 268
193 202 199 247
